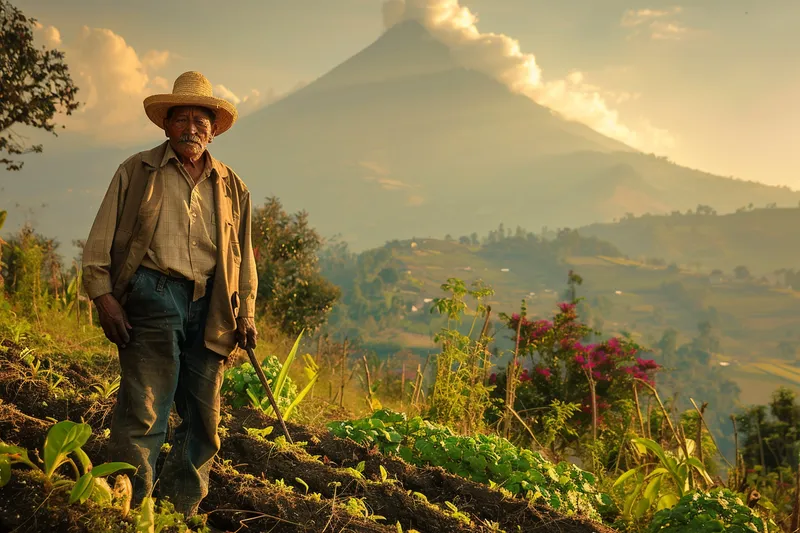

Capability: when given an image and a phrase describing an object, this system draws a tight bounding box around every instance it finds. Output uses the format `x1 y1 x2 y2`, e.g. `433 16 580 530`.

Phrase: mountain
4 20 799 254
209 19 800 249
579 207 800 275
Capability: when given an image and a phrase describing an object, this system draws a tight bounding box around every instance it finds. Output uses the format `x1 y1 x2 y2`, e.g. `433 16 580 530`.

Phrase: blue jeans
109 267 225 516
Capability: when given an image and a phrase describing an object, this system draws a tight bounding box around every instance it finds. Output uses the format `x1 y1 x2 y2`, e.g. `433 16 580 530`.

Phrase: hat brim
143 94 238 135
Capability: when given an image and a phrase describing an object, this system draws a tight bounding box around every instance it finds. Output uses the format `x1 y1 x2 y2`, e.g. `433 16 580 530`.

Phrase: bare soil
0 342 616 533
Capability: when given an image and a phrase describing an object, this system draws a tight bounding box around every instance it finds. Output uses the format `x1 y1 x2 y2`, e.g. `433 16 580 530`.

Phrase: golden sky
13 0 800 189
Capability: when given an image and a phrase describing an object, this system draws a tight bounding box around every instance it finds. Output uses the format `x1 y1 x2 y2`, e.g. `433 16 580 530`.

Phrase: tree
733 265 751 280
251 196 340 336
1 0 79 171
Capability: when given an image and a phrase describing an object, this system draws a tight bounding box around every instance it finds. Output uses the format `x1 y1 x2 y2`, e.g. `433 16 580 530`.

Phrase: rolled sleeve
237 188 258 318
82 165 128 300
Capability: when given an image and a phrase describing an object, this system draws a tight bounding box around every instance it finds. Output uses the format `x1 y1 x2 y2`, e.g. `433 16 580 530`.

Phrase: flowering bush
496 300 660 458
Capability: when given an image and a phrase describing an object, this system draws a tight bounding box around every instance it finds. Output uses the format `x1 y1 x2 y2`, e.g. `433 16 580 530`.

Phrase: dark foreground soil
226 408 616 533
0 341 616 533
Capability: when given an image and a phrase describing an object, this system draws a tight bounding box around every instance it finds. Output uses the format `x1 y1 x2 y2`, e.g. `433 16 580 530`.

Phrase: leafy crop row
328 409 611 519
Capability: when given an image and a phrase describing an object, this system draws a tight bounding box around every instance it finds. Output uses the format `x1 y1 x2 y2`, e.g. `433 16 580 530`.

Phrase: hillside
0 339 612 533
321 234 800 407
579 207 800 275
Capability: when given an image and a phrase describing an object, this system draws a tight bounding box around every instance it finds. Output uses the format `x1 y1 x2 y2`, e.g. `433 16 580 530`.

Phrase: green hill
578 206 800 275
320 230 800 407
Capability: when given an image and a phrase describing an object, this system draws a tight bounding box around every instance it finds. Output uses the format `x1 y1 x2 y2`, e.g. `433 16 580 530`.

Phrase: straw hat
143 71 238 134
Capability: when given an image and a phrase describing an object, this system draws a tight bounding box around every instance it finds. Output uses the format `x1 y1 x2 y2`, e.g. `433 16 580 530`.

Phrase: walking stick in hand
245 345 293 444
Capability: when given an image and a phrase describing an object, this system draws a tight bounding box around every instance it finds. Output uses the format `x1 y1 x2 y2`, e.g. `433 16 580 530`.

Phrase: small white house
501 268 510 272
615 290 623 295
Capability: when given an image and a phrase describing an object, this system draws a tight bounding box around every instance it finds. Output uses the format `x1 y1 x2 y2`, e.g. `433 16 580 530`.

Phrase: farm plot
0 340 615 533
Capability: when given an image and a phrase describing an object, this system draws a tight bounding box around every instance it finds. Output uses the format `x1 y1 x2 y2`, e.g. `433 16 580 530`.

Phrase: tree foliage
251 196 340 336
1 0 79 171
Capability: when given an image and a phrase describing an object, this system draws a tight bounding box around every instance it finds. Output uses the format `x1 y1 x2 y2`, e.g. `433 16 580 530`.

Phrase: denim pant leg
158 282 226 516
109 269 184 505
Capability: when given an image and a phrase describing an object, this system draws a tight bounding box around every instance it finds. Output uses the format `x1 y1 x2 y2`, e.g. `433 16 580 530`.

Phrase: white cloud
212 84 299 117
382 0 675 153
621 7 689 40
621 7 682 27
141 50 170 71
31 24 171 144
31 25 291 145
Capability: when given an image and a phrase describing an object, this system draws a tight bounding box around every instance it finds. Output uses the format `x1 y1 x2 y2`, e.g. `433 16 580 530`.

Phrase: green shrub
221 355 298 411
648 490 776 533
328 409 609 519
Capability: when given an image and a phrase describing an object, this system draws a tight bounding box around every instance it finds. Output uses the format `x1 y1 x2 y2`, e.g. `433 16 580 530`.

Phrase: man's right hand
94 293 132 348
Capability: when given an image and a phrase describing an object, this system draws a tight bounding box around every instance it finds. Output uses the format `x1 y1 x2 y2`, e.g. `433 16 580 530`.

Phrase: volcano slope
0 339 615 533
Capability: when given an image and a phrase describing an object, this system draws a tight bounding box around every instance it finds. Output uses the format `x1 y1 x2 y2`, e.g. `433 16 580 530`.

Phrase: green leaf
0 455 10 487
135 496 156 533
612 466 641 488
656 493 679 511
633 496 651 519
644 467 669 480
72 447 92 475
44 421 92 478
69 472 94 504
295 477 309 494
271 331 304 405
90 462 136 478
685 457 714 486
643 475 662 502
282 367 319 420
380 465 388 482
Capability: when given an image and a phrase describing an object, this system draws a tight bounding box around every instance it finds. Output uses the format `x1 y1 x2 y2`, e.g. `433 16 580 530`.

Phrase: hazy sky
10 0 800 188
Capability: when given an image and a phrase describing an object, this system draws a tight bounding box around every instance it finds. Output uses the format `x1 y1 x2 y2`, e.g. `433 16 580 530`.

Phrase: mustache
178 134 202 144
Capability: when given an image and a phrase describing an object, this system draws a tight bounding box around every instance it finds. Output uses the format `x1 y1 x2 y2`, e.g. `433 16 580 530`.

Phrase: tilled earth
0 340 616 533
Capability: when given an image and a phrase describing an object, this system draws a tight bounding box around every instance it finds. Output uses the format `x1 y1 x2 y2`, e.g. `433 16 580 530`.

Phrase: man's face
163 106 218 161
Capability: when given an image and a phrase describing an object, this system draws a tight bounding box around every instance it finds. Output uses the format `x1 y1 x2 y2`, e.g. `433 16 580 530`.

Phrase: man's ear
209 122 219 142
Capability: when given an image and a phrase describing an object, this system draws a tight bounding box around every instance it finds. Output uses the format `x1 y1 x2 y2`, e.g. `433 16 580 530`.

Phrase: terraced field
0 340 614 533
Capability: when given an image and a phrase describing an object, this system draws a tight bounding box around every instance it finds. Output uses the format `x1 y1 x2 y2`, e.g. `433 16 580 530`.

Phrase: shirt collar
143 140 229 181
161 142 215 180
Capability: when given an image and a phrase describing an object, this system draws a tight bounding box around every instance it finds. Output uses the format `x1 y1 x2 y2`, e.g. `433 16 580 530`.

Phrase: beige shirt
83 141 257 355
140 144 217 301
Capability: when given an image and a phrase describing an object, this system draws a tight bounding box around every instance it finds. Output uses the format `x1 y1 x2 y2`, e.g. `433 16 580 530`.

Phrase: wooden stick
504 308 523 438
362 355 374 409
400 363 406 409
339 338 347 408
411 363 422 408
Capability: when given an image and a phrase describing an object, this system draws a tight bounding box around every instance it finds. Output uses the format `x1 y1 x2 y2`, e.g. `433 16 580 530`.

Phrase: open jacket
82 141 258 357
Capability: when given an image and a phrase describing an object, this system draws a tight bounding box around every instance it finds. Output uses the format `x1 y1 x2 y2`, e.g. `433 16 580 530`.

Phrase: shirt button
192 241 198 246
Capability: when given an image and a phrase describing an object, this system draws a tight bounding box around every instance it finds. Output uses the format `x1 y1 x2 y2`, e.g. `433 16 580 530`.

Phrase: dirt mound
0 470 132 533
226 407 616 533
0 355 617 533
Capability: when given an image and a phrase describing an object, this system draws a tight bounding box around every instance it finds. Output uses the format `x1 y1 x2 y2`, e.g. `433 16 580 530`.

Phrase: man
82 71 258 516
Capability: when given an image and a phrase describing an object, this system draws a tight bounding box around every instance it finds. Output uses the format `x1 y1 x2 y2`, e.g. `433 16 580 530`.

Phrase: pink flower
489 373 497 384
536 367 552 379
558 302 576 313
636 358 659 370
574 354 586 365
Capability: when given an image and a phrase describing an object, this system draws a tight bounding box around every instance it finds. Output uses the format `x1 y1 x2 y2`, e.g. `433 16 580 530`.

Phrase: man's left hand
236 317 258 349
